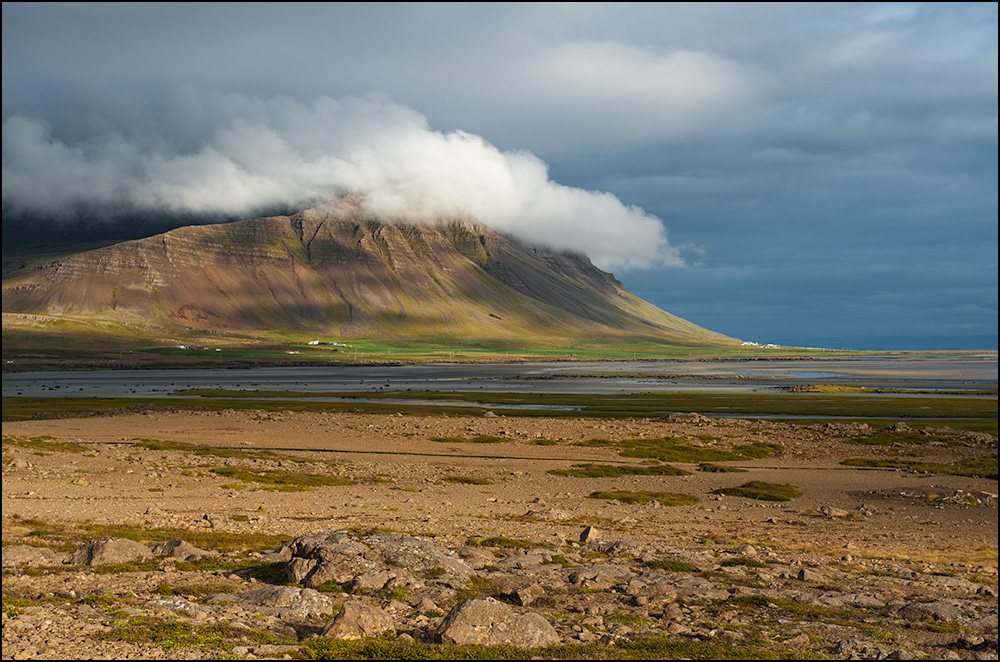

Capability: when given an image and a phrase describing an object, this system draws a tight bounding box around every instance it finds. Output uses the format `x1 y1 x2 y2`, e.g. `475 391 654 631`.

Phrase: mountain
1 202 733 345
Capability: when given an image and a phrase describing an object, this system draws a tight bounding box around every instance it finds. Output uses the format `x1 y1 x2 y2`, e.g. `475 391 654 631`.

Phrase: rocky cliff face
2 204 729 343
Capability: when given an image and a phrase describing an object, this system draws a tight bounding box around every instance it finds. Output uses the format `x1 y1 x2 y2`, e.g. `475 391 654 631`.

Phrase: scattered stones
3 408 997 660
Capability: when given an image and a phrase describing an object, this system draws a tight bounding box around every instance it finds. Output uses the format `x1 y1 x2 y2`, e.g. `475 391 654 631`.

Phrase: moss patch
549 463 690 478
209 467 352 491
442 475 493 485
711 482 802 502
841 455 997 480
586 490 700 506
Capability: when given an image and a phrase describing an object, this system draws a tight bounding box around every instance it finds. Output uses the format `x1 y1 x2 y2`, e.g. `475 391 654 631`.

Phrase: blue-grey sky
3 3 997 349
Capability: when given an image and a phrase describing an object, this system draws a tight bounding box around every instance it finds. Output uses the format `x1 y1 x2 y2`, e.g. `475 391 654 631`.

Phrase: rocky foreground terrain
2 409 998 659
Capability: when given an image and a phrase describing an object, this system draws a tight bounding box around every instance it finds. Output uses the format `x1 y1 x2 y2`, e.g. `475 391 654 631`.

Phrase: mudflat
3 409 997 659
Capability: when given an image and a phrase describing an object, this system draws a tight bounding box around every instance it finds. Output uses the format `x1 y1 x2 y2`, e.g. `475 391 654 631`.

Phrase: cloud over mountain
2 93 683 271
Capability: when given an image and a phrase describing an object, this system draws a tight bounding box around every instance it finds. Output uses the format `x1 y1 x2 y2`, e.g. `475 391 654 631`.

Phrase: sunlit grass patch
548 463 690 478
840 455 997 480
135 438 278 460
98 615 288 652
698 462 748 473
297 632 797 659
442 475 493 485
711 482 802 502
572 437 782 464
2 434 87 454
4 516 290 555
431 435 506 444
586 490 700 506
209 467 352 490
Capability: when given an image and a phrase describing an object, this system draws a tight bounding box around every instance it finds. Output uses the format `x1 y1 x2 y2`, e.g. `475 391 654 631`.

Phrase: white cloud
1 93 684 271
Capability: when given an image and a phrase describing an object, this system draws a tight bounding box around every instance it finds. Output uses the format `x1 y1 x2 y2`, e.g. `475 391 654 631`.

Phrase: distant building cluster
741 341 781 349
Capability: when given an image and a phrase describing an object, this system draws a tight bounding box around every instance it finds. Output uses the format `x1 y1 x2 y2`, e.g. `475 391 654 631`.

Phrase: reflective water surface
4 355 996 398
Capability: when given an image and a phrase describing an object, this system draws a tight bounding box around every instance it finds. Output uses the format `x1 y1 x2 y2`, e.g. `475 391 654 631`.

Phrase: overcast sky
2 2 997 349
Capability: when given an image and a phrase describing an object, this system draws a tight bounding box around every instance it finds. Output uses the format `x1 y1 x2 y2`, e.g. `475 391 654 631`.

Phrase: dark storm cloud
2 2 996 348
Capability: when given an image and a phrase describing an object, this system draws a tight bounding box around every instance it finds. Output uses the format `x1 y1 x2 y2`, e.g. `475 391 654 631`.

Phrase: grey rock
2 545 66 567
456 546 496 569
897 601 965 623
347 569 394 594
262 546 293 563
233 585 336 619
145 596 205 617
151 539 217 561
524 507 572 521
203 513 227 529
568 564 634 589
577 539 637 556
437 597 560 648
321 599 395 640
286 557 319 584
833 638 889 660
512 584 546 607
820 505 851 518
69 537 152 566
816 592 885 609
968 611 998 634
798 568 824 583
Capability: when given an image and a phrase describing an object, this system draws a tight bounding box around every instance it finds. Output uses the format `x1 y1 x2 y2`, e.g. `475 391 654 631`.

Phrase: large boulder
228 585 336 619
69 538 152 565
437 597 560 648
321 599 395 640
2 545 66 567
151 539 217 561
281 531 473 589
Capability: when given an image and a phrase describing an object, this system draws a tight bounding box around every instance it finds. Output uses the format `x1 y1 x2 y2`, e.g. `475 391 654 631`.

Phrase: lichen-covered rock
437 597 560 648
321 599 395 639
231 585 335 619
69 537 152 565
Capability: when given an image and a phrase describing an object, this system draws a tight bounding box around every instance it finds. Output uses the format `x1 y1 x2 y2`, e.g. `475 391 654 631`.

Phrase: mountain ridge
1 205 734 346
